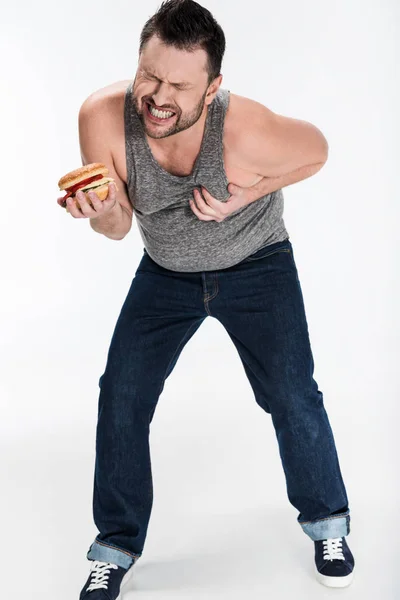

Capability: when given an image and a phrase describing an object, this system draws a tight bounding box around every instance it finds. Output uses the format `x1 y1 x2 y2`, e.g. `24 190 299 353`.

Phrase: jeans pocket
244 239 292 262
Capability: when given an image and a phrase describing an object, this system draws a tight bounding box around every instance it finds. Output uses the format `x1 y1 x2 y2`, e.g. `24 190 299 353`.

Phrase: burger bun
66 182 118 212
58 163 109 190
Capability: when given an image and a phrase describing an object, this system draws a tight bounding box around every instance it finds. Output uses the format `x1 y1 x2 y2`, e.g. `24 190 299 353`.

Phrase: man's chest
142 143 263 186
112 93 264 189
114 133 263 189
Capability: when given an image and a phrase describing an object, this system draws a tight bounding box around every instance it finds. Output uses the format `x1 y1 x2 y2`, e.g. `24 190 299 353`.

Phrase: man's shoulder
79 79 132 117
224 91 276 147
78 81 132 183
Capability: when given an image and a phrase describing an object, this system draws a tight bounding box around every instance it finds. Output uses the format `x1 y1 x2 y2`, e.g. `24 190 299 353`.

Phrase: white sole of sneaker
315 566 354 588
116 564 135 599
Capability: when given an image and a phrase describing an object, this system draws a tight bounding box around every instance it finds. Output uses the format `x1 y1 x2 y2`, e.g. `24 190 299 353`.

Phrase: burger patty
71 176 114 196
61 177 114 207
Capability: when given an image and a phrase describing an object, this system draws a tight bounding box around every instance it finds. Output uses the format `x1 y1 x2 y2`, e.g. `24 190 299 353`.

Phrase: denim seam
93 538 141 558
205 273 219 303
299 512 350 525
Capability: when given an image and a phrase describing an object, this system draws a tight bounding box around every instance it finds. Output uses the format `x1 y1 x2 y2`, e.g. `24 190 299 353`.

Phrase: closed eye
143 73 188 91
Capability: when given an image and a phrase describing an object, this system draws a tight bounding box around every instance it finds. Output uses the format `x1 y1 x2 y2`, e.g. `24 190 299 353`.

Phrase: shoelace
87 560 119 591
322 537 345 561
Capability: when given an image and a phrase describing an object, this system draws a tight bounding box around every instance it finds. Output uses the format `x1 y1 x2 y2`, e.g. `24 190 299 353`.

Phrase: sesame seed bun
58 163 109 190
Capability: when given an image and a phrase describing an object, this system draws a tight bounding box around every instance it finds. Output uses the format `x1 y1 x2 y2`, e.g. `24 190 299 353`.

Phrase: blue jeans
86 238 350 569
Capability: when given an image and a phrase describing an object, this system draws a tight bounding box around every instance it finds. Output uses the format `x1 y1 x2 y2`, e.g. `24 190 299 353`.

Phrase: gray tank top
124 81 289 272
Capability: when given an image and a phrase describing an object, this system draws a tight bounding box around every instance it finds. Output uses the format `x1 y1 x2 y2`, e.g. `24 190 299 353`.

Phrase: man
61 1 355 597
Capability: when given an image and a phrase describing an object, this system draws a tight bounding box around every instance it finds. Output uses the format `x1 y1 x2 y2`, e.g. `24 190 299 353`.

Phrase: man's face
132 35 214 140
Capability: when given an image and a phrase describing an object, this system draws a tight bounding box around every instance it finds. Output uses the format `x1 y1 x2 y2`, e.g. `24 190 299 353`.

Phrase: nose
150 85 175 111
150 98 174 111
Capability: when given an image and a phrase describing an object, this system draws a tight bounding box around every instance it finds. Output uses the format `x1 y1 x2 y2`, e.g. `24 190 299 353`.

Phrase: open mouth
146 102 176 123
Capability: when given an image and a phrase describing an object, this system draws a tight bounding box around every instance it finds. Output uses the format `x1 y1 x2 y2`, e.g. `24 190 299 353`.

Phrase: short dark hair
139 0 226 85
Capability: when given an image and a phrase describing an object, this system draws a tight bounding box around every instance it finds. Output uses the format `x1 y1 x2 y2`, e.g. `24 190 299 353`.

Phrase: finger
86 191 106 214
196 188 225 220
189 199 215 221
102 185 117 209
106 182 116 202
76 191 98 218
227 183 241 195
103 197 117 211
194 189 226 222
57 196 67 207
91 183 117 213
102 197 117 212
203 187 231 217
198 187 226 218
193 188 217 217
67 196 85 218
200 186 222 210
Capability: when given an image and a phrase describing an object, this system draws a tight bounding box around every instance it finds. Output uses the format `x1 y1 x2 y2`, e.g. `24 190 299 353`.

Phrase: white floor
3 308 399 600
3 426 398 600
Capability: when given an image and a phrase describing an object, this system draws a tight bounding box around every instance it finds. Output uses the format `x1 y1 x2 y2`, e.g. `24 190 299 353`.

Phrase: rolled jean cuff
86 539 142 569
298 510 351 541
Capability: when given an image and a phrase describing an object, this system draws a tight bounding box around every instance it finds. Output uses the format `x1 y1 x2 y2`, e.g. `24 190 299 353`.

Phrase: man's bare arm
228 96 329 205
78 95 133 240
239 163 326 207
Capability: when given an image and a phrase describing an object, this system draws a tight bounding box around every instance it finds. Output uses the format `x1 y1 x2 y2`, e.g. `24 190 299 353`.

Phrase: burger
58 163 118 211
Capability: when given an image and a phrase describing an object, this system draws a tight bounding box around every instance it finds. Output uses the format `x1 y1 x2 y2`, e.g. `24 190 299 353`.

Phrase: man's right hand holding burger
57 181 118 220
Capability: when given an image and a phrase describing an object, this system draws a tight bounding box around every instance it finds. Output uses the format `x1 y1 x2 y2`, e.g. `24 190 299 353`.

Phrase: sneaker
314 536 355 588
79 560 134 599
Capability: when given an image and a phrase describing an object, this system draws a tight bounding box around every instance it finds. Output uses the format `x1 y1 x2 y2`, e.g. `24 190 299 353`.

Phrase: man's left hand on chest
190 99 330 223
190 183 251 222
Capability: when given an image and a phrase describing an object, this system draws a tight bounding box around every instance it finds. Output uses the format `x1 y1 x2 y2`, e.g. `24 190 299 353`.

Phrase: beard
131 85 209 140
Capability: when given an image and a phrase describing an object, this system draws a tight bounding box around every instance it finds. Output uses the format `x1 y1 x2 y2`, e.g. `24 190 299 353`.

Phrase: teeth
149 105 174 119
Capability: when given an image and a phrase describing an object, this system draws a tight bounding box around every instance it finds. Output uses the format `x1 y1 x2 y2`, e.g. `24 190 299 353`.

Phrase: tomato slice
61 174 104 206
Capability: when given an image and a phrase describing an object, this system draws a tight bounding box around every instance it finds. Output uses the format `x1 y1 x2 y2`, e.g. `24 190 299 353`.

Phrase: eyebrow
143 70 192 87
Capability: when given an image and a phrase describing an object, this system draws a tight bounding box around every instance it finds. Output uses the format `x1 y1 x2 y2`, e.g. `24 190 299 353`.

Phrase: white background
1 0 398 598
